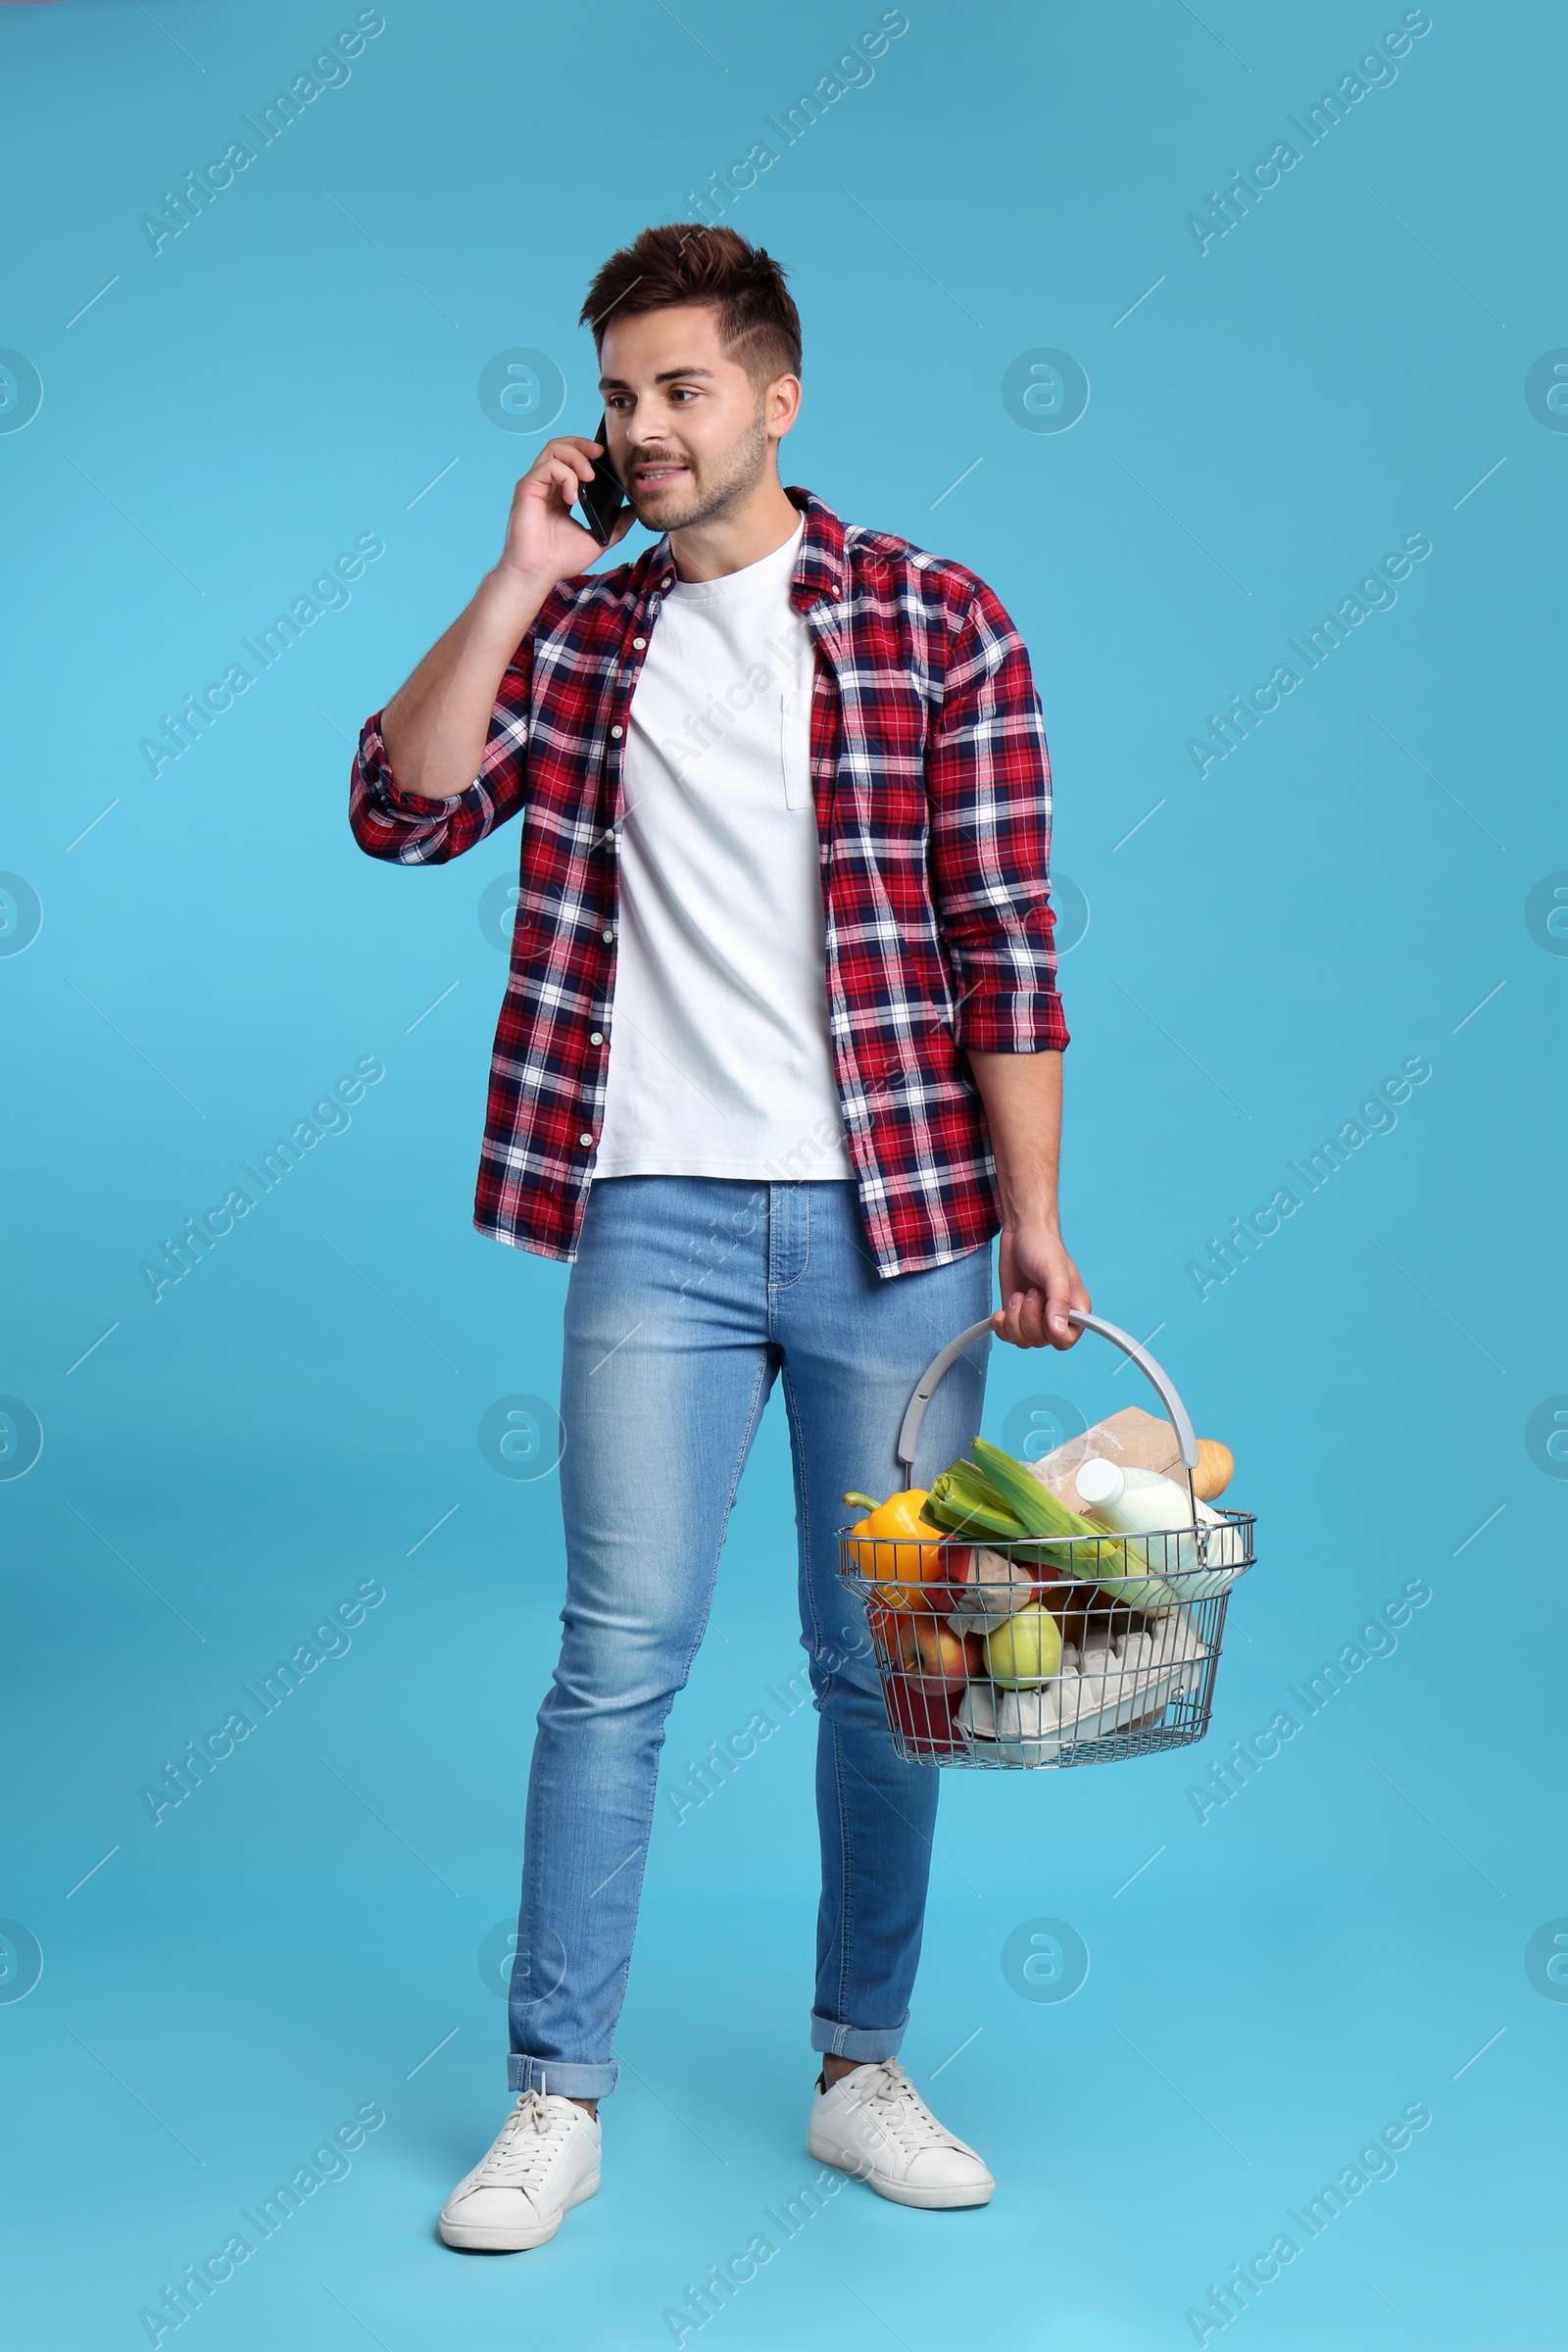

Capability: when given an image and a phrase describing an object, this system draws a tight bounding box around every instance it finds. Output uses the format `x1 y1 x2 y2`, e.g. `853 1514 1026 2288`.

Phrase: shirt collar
784 485 847 613
637 485 845 618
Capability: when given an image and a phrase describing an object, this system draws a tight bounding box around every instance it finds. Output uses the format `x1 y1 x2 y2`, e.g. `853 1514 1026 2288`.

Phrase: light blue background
2 1 1563 2345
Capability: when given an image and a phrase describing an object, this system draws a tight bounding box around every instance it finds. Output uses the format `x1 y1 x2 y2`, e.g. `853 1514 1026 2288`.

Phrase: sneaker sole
808 2138 994 2210
438 2168 601 2252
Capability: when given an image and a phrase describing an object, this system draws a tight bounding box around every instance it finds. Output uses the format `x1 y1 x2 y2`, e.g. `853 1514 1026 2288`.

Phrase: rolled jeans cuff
509 2052 620 2097
809 2010 908 2063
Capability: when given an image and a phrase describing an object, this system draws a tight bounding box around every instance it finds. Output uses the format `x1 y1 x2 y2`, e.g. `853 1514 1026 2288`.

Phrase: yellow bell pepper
843 1488 943 1610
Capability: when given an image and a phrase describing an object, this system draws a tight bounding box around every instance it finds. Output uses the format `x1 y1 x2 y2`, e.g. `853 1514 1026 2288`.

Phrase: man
349 222 1087 2252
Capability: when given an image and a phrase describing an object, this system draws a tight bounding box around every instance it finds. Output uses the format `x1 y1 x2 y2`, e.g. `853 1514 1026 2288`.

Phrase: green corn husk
924 1456 1035 1542
926 1457 1013 1513
925 1441 1151 1589
922 1491 1021 1541
968 1439 1102 1541
962 1440 1200 1601
922 1483 1032 1543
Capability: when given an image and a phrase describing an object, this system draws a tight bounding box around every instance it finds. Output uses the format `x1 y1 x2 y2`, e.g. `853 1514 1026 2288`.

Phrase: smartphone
575 415 626 546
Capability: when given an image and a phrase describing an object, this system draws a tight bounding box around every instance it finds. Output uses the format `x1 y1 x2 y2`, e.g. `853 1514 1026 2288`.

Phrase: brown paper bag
1028 1405 1185 1507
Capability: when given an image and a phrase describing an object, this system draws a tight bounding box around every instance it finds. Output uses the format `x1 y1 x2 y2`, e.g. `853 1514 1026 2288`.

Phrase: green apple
984 1606 1064 1689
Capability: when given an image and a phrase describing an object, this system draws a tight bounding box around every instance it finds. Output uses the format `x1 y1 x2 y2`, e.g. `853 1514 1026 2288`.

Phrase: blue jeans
508 1177 992 2097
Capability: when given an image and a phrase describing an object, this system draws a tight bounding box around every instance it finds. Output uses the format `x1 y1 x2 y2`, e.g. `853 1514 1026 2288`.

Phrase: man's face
598 303 796 531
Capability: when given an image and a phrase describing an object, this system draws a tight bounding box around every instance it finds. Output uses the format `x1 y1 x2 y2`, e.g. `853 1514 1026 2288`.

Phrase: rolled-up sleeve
926 581 1068 1054
348 636 536 867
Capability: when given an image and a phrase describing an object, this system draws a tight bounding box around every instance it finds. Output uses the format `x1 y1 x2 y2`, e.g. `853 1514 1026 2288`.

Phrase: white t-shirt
592 517 854 1183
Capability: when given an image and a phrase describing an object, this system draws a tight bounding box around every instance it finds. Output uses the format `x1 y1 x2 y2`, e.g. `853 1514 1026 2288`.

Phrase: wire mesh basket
837 1310 1255 1770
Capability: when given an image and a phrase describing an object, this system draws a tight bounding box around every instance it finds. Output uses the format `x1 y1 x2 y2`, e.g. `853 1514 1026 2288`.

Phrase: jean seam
780 1354 855 2043
831 1717 854 2039
780 1357 822 1675
767 1180 813 1298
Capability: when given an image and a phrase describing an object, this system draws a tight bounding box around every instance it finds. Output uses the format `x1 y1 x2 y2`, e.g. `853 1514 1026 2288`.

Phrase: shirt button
590 1030 604 1046
611 724 623 739
578 1132 594 1148
602 926 614 942
633 637 646 650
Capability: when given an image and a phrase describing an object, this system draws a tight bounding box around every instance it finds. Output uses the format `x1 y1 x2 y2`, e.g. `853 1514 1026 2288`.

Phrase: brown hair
579 223 802 385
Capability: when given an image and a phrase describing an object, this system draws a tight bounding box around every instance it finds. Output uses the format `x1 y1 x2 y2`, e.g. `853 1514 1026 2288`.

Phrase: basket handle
895 1309 1200 1480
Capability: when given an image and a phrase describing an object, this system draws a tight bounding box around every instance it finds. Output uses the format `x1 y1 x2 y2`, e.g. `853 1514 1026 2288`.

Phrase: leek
924 1453 1040 1541
968 1439 1102 1540
925 1441 1144 1586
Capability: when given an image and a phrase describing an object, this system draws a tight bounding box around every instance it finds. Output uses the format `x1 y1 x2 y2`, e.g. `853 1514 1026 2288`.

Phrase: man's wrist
1001 1204 1061 1240
475 564 553 633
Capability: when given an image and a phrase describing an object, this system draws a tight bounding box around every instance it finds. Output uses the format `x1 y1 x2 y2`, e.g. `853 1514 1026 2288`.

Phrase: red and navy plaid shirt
350 486 1067 1278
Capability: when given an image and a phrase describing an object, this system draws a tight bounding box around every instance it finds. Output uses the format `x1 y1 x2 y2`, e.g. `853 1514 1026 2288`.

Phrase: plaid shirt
349 487 1067 1278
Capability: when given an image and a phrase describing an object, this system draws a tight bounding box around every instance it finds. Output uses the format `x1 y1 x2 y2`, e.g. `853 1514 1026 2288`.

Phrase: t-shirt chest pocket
778 646 816 812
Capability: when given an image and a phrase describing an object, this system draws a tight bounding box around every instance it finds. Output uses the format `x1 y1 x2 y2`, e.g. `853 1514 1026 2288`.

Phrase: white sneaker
438 2089 601 2251
808 2059 995 2209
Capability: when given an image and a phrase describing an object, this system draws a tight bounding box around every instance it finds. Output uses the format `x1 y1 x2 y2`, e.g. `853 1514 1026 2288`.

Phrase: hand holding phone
495 429 632 600
574 414 627 546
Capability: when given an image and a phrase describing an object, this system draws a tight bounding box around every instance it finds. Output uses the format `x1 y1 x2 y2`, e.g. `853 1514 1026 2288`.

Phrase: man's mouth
631 460 690 490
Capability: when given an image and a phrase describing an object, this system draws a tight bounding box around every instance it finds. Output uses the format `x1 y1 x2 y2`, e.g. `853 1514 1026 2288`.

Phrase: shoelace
843 2061 955 2155
475 2089 582 2190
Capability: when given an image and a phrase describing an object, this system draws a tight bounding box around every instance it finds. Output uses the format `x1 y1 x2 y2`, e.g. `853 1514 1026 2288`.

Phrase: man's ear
766 372 803 442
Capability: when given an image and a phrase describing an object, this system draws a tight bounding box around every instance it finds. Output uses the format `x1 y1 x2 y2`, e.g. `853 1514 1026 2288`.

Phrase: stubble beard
624 402 770 533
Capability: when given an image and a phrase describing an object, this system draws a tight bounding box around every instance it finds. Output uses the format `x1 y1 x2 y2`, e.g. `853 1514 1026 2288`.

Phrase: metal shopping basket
837 1310 1255 1769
